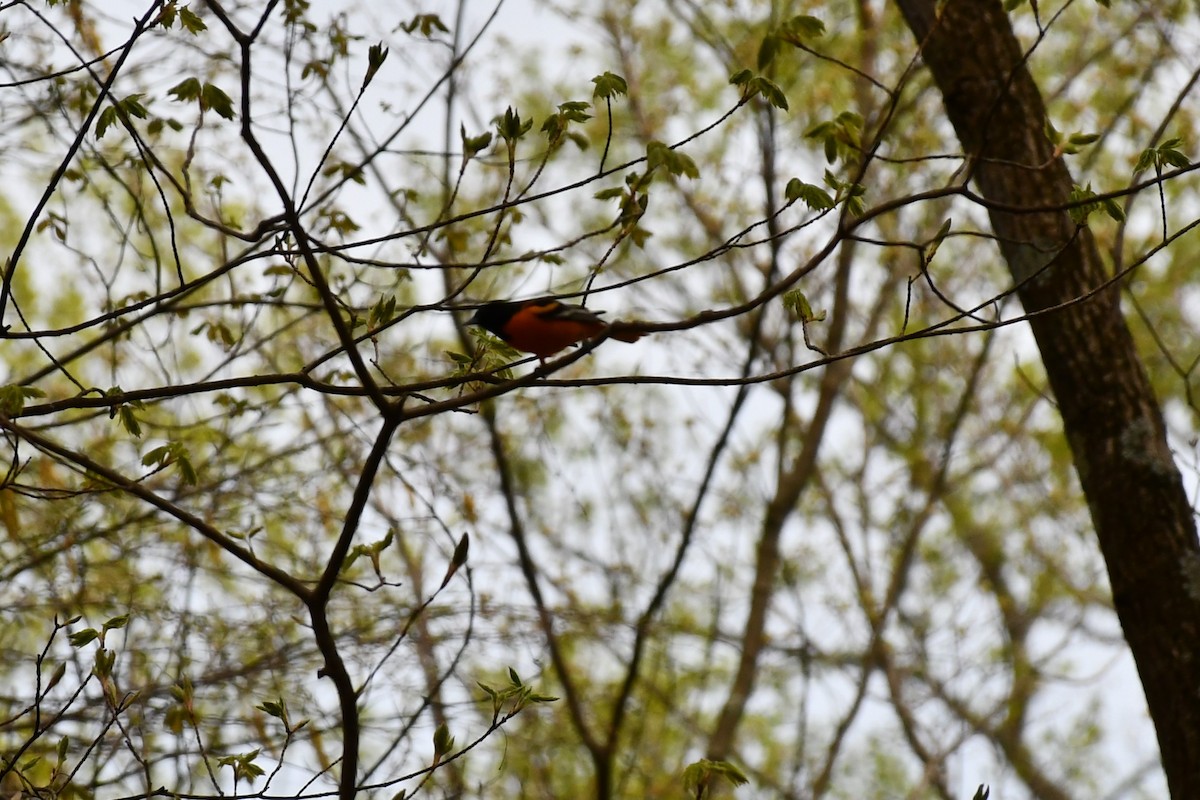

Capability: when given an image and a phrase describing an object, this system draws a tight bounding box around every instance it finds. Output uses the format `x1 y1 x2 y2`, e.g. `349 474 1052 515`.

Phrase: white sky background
0 1 1174 797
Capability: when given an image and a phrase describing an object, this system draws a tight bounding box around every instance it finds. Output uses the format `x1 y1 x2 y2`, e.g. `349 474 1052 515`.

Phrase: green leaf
93 648 115 678
496 106 532 141
806 112 862 164
179 7 207 34
1068 183 1099 225
1134 138 1189 174
542 100 592 148
783 290 825 323
363 42 388 88
591 71 628 100
779 14 825 41
201 83 235 119
784 178 834 210
68 628 99 647
102 614 130 632
141 442 198 484
925 218 952 266
369 294 397 327
0 384 45 415
257 700 284 718
47 662 66 690
450 532 469 570
972 785 990 800
401 13 449 37
682 759 750 793
95 106 117 139
1102 196 1126 222
216 750 265 783
167 77 202 103
461 125 492 158
757 34 779 70
432 723 454 757
755 76 789 110
118 405 142 438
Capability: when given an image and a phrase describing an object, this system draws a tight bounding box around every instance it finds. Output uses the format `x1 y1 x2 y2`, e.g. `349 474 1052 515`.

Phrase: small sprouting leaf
756 76 789 110
806 112 863 165
179 7 207 33
645 140 699 179
1134 138 1189 173
68 628 99 647
257 700 284 718
542 100 592 148
461 124 492 159
778 14 825 41
369 294 397 327
47 661 67 690
495 106 532 141
925 218 952 266
93 648 115 678
1068 183 1099 225
760 15 825 69
734 74 790 110
757 33 779 70
401 13 449 37
784 178 834 210
1044 119 1062 146
783 290 825 324
167 77 202 103
432 723 454 757
681 759 750 794
1102 196 1126 222
972 785 990 800
118 405 142 438
201 83 235 119
141 442 198 484
591 71 628 100
363 42 388 88
0 384 45 415
216 750 265 783
169 78 233 119
102 614 130 632
95 106 118 139
439 532 470 590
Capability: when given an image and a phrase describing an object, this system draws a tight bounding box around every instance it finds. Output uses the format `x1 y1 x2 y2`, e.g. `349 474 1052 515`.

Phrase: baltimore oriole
468 298 641 359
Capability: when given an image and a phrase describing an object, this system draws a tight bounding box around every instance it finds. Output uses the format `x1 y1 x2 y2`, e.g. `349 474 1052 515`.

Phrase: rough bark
892 0 1200 796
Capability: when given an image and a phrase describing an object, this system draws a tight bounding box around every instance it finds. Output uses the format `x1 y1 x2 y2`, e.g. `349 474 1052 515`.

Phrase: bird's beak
466 311 481 326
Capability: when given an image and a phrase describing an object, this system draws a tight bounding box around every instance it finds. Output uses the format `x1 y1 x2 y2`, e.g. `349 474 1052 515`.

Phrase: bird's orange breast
503 306 606 356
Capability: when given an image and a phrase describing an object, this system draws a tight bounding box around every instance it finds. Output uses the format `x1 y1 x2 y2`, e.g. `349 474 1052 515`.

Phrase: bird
467 298 641 360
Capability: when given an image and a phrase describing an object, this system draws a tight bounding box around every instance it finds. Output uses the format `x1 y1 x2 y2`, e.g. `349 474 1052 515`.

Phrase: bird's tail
608 323 642 343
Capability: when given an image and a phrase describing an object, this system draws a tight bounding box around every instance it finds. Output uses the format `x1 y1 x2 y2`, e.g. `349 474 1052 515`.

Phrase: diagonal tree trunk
892 0 1200 796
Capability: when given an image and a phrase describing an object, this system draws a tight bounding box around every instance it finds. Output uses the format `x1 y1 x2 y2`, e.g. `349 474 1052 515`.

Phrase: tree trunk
893 0 1200 796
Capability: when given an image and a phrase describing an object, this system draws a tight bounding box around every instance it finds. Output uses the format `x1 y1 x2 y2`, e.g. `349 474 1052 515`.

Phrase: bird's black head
467 300 520 337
